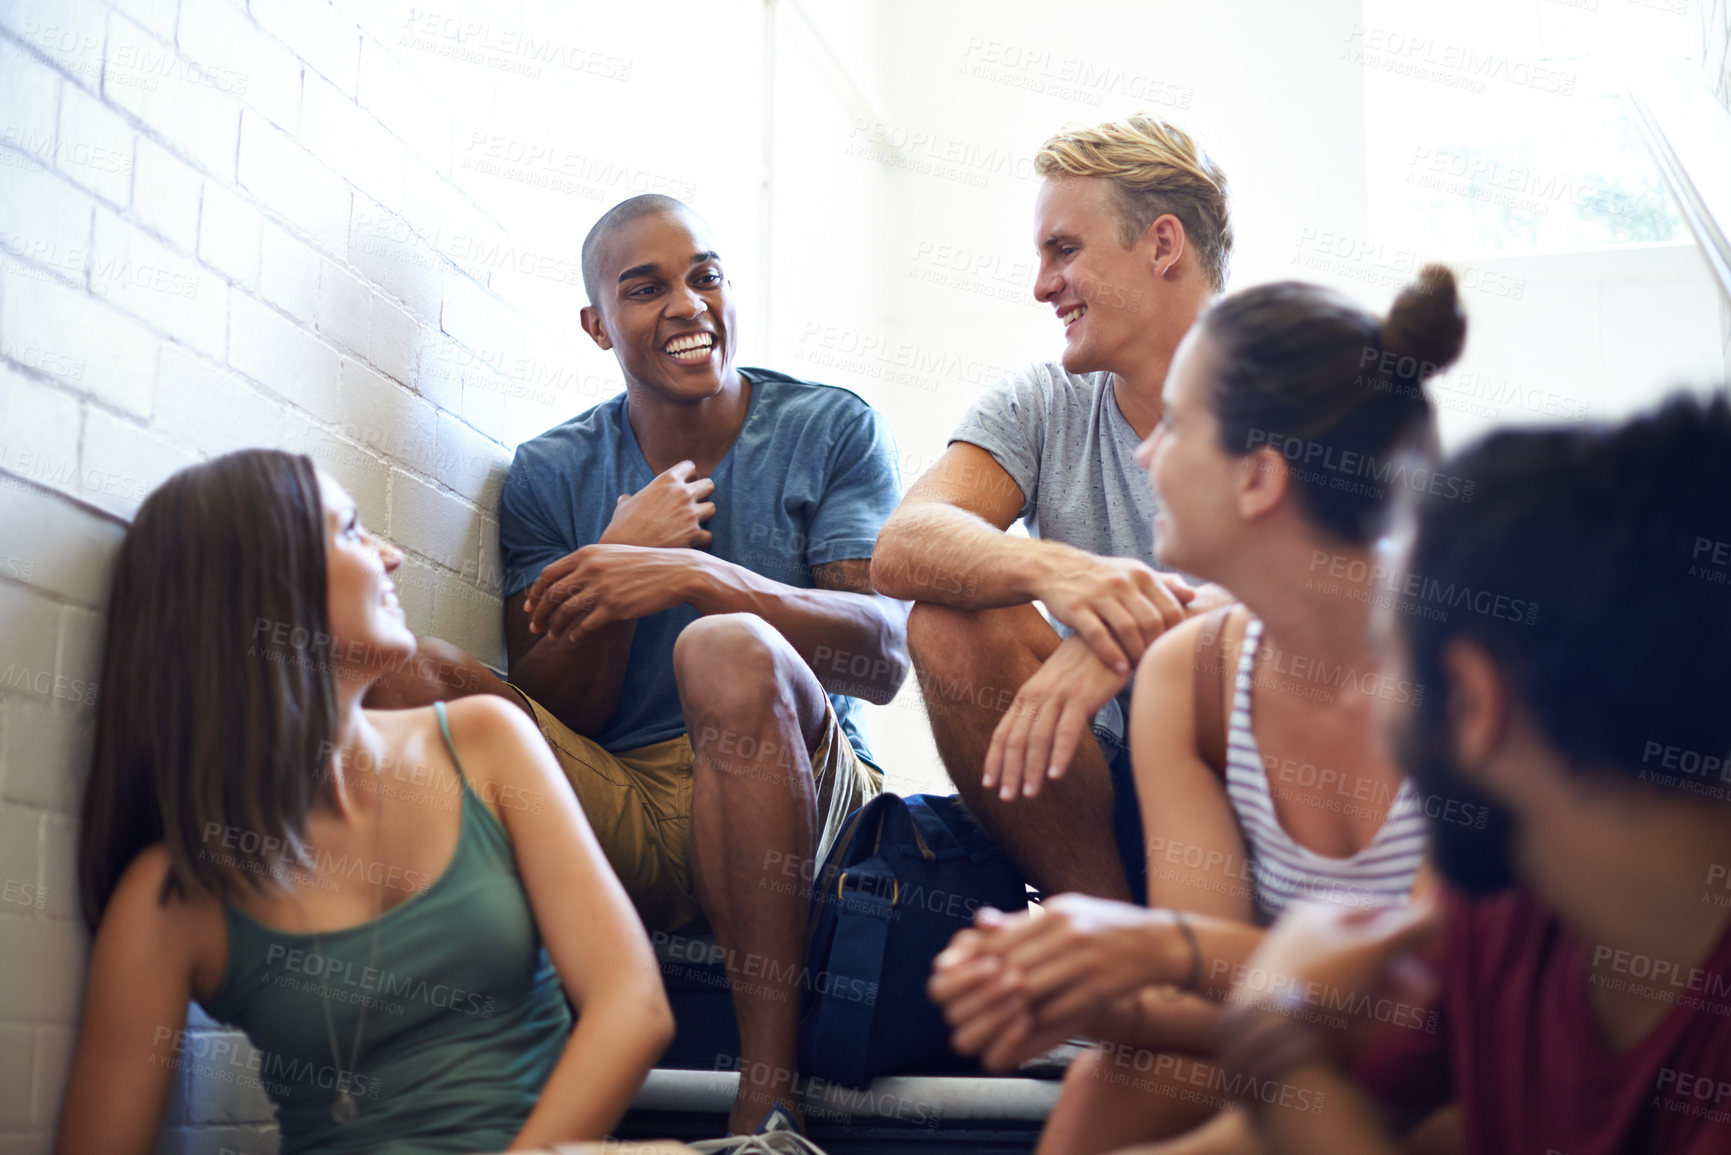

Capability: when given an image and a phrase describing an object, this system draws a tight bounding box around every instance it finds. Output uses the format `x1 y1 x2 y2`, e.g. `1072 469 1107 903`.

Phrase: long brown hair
79 450 338 927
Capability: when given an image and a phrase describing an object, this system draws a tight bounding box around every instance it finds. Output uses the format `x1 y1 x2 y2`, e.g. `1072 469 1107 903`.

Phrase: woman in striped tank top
932 266 1467 1154
1132 267 1463 932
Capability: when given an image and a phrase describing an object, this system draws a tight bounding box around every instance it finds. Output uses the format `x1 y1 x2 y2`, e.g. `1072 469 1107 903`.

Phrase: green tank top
203 703 572 1154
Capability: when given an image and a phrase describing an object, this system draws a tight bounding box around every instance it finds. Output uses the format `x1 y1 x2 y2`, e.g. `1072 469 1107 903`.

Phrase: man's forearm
508 620 637 738
872 502 1081 607
684 556 910 704
1246 1061 1402 1155
1094 988 1223 1055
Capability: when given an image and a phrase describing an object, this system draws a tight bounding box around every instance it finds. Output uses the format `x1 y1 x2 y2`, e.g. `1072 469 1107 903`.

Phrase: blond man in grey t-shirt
874 114 1236 904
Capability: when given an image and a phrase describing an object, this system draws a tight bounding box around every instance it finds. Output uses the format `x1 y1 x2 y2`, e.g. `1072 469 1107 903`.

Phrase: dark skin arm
504 460 714 736
505 452 909 730
505 596 636 738
791 558 913 704
507 553 910 736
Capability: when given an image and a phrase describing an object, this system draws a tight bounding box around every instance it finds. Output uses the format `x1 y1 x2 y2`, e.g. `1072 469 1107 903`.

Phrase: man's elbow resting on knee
860 653 912 705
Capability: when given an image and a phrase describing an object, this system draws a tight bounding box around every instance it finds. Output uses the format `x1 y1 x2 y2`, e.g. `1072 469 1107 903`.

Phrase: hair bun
1381 263 1466 382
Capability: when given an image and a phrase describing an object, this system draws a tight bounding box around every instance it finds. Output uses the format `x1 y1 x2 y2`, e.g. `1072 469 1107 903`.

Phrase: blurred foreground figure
1205 393 1731 1155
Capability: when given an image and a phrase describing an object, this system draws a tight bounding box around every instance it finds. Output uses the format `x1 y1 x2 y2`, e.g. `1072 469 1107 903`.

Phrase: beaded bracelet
1172 909 1204 995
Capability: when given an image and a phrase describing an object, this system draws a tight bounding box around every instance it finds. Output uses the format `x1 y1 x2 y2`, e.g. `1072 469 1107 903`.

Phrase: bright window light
1362 0 1701 253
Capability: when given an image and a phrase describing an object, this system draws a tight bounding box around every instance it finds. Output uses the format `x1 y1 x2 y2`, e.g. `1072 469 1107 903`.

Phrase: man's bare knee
675 613 828 747
909 602 1053 674
674 614 786 708
906 602 969 675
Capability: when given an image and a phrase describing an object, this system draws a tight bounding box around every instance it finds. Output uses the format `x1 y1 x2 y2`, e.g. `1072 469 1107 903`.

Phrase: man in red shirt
1211 393 1731 1154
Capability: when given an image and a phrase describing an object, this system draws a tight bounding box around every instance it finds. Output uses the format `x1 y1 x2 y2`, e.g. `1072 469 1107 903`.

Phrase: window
1360 0 1698 253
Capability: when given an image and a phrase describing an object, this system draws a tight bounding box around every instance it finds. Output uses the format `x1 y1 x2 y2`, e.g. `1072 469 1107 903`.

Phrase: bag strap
802 886 895 1088
802 798 886 958
1193 606 1234 779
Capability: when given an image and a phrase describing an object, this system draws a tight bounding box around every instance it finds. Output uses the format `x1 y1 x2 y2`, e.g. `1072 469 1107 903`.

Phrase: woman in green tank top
57 450 674 1153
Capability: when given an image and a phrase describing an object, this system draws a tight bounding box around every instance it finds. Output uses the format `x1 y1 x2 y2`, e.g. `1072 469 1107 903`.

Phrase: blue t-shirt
499 367 900 759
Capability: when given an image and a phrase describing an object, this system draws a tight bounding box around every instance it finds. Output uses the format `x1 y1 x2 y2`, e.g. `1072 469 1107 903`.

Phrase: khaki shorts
505 686 882 933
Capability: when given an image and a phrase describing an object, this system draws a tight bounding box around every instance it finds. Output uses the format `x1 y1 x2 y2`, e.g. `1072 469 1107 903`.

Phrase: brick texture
0 3 542 1149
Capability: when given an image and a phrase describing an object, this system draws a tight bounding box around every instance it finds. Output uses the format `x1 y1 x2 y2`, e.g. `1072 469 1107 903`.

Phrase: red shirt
1356 889 1731 1154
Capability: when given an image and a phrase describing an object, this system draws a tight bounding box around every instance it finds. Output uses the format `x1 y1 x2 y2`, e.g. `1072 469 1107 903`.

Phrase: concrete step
613 1068 1059 1154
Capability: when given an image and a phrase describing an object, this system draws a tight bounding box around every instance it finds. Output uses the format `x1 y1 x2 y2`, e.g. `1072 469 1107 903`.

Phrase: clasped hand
522 545 701 643
927 895 1174 1071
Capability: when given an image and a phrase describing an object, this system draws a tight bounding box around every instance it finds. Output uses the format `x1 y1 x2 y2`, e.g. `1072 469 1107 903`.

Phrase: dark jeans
1093 723 1148 906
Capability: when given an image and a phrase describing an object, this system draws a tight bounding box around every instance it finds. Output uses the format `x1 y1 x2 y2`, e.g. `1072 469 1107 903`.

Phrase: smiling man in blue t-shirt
497 194 908 1135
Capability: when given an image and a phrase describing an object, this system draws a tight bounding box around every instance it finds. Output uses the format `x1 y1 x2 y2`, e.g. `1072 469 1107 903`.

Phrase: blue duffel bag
798 792 1029 1088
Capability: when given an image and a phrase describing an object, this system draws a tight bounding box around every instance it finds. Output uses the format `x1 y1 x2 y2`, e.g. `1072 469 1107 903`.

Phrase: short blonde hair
1035 113 1232 293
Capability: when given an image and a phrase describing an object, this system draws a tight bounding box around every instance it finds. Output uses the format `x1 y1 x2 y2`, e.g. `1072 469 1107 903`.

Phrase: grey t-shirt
950 361 1162 741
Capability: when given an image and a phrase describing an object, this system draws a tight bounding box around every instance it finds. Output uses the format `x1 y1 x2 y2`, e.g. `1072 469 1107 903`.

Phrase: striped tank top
1225 617 1428 924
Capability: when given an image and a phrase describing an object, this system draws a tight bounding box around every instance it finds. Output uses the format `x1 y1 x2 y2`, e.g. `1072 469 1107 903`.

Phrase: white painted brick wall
390 467 480 574
433 407 507 510
40 814 79 924
132 137 201 252
104 15 242 179
197 177 262 288
0 917 87 1026
174 0 302 134
313 256 369 355
0 1 536 1148
55 83 134 208
107 0 177 43
300 72 403 213
78 404 200 519
367 292 417 385
0 160 95 295
2 269 157 416
228 286 336 400
0 0 109 98
236 111 348 256
355 36 449 175
476 515 507 605
249 0 358 97
0 365 82 486
0 808 41 922
347 198 442 317
0 1025 34 1134
0 697 97 814
0 476 122 608
1703 2 1731 382
0 44 60 160
156 343 305 458
89 209 228 358
256 220 317 320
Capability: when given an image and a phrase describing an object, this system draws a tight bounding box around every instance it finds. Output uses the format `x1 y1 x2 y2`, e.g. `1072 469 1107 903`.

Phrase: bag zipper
909 813 935 862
